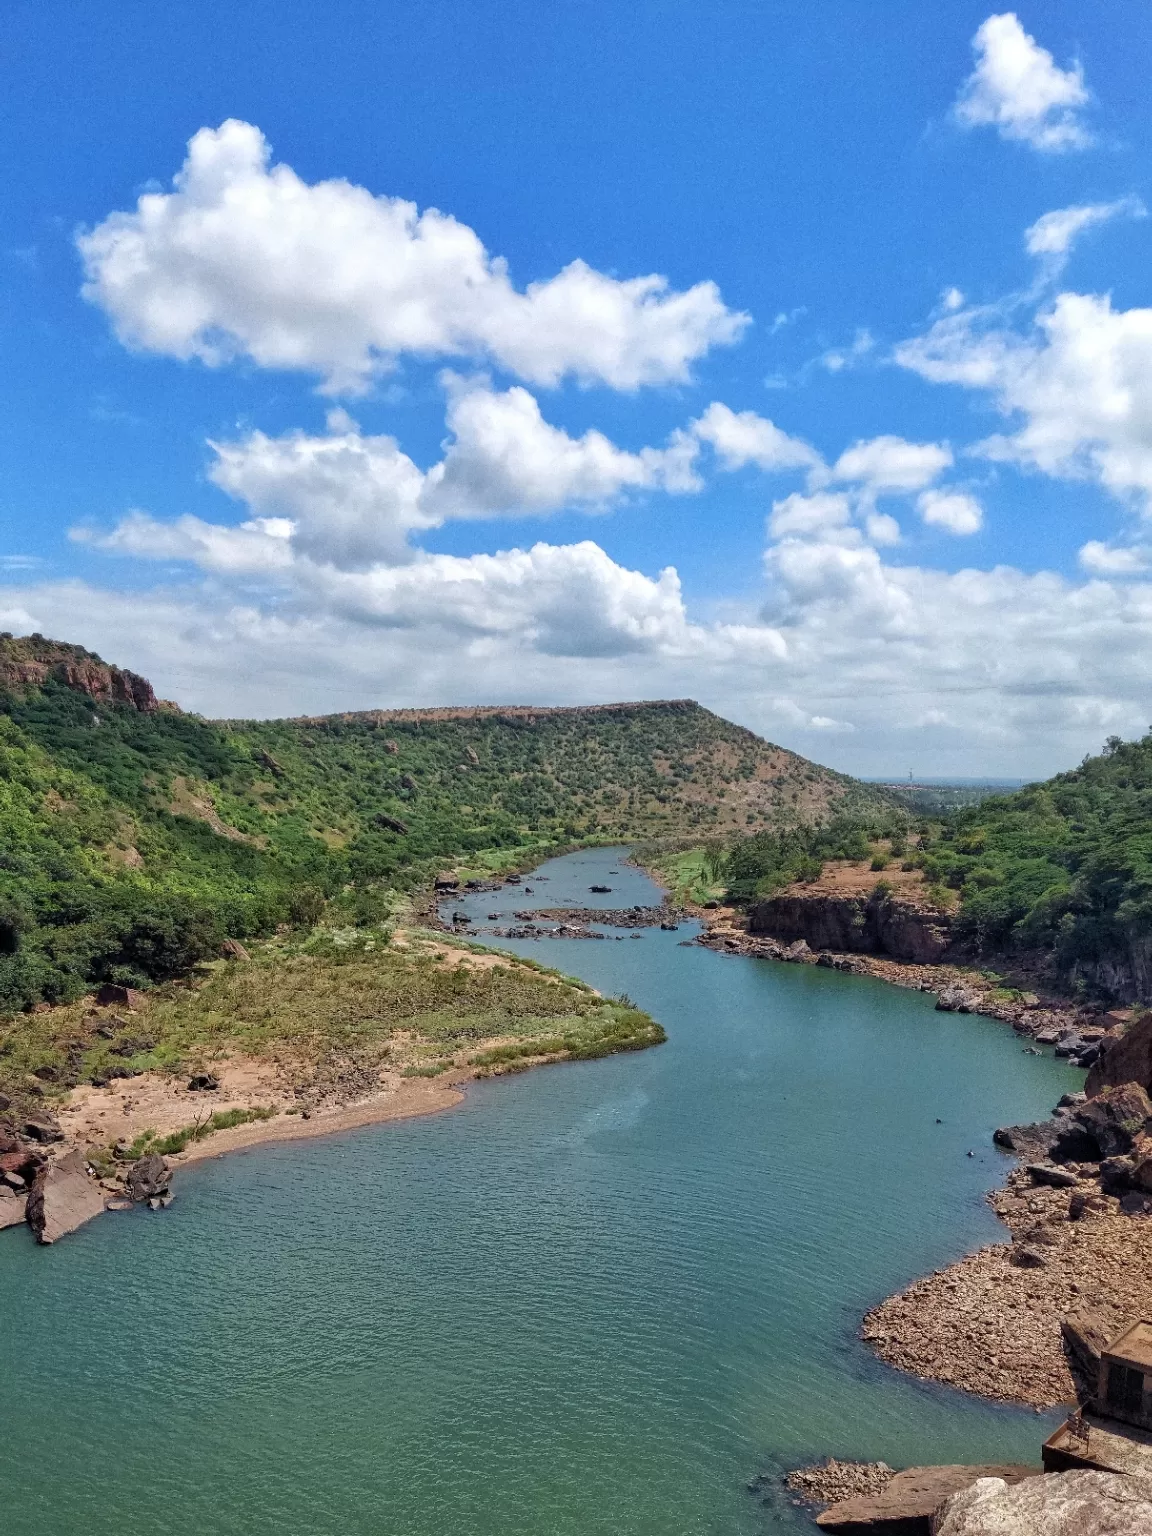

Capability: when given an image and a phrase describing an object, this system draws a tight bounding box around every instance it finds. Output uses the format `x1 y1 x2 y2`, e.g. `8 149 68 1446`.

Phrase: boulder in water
126 1153 170 1203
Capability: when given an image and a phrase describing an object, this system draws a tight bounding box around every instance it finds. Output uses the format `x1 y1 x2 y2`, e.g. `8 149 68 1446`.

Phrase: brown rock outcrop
749 888 953 963
816 1465 1037 1533
1088 1013 1152 1098
0 634 160 712
932 1469 1152 1535
1072 1083 1152 1158
25 1150 106 1244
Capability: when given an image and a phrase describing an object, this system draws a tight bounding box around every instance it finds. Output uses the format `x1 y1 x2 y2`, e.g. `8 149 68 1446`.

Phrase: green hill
0 633 890 1012
716 728 1152 1000
913 732 1152 996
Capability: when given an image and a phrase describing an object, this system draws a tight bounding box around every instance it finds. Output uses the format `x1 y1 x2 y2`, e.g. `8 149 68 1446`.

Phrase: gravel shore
862 1167 1152 1406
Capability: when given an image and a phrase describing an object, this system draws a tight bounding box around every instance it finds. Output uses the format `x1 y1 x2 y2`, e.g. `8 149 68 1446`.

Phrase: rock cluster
783 1458 894 1506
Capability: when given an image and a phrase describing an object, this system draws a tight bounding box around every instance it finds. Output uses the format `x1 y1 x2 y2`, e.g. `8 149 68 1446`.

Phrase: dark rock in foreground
126 1153 170 1203
21 1115 63 1144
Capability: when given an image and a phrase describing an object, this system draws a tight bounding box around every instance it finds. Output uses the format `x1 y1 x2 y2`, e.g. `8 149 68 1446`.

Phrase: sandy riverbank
57 1052 475 1177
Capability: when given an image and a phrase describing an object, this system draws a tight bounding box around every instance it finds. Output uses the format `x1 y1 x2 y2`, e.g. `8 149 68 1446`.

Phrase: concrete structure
1099 1321 1152 1431
1044 1319 1152 1476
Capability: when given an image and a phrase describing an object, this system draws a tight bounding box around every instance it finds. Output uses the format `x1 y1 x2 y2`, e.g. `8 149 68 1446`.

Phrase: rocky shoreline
690 903 1152 1417
695 909 1110 1064
0 1047 479 1246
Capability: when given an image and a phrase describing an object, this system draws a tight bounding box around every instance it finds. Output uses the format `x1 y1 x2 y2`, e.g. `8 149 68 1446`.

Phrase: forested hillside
918 733 1152 990
717 730 1152 998
0 634 888 1012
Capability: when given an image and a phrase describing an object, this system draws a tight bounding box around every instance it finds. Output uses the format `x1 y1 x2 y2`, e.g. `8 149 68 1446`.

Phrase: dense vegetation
716 731 1152 996
876 781 1026 815
715 812 912 903
0 634 890 1012
913 734 1152 979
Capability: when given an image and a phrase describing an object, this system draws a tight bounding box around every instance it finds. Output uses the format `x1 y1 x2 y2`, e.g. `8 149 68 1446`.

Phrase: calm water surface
0 849 1080 1534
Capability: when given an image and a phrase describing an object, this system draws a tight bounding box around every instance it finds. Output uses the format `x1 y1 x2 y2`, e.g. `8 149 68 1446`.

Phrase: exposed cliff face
1069 933 1152 1007
0 634 161 713
1086 1012 1152 1097
748 886 954 963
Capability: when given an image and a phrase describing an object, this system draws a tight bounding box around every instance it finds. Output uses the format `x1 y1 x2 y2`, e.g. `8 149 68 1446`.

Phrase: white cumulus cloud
1025 198 1145 260
423 376 701 520
1078 541 1151 576
86 382 707 576
898 290 1152 508
689 401 821 473
828 435 952 494
77 120 748 395
917 489 984 535
954 13 1091 152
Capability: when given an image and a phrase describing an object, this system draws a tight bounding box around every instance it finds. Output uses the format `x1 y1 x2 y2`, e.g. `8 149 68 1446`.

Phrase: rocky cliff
748 886 954 964
0 633 161 712
1086 1012 1152 1098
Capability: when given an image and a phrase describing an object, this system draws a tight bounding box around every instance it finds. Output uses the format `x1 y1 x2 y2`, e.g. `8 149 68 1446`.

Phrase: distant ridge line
219 698 705 727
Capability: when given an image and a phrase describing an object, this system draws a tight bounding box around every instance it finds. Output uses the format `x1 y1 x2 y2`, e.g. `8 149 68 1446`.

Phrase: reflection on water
0 848 1081 1535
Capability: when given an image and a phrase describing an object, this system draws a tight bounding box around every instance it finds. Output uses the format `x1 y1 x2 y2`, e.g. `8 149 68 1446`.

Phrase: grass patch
469 1004 665 1072
400 1061 453 1078
0 933 665 1115
122 1104 278 1157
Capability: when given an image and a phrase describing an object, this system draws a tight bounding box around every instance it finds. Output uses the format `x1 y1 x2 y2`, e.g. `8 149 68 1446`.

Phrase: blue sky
3 3 1152 775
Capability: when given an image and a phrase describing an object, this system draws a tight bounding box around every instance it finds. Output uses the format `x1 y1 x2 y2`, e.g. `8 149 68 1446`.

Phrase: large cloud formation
78 121 748 394
26 89 1152 775
953 12 1091 152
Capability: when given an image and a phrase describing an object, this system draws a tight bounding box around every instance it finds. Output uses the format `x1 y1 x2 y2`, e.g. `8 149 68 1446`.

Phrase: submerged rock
25 1150 106 1244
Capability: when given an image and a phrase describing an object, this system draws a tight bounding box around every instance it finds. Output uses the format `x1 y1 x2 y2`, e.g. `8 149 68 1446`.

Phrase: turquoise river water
0 848 1081 1535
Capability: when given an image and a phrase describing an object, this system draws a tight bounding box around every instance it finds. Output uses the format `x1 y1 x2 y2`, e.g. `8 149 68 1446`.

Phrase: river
0 848 1080 1534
